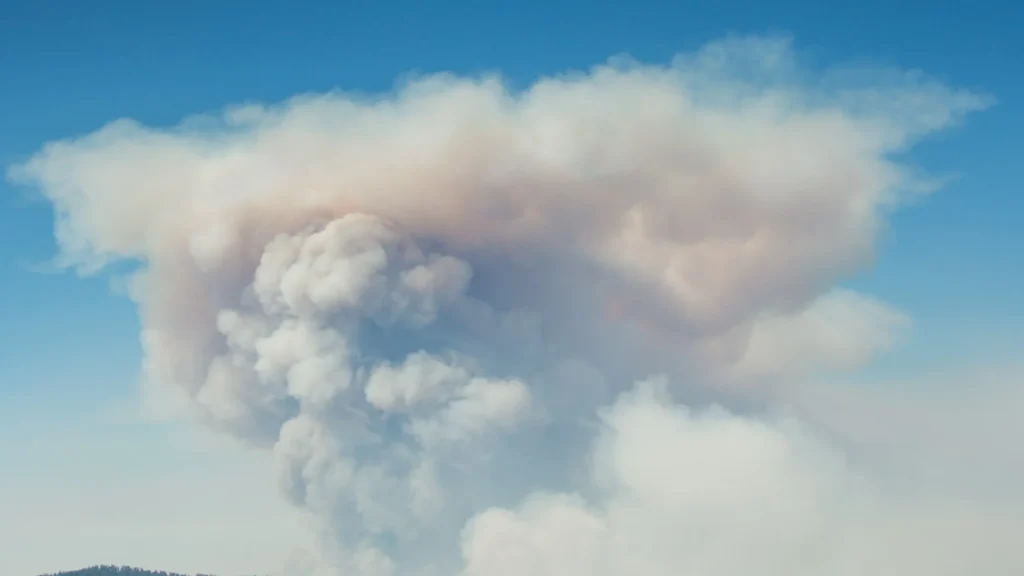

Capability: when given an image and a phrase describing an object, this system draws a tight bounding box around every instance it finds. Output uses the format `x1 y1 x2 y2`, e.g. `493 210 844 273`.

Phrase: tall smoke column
12 36 1021 575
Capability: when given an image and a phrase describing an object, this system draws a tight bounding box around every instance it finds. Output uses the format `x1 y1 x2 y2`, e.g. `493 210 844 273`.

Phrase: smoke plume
12 36 1020 575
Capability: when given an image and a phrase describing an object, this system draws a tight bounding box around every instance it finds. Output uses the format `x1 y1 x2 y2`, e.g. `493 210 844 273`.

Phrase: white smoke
11 36 1018 575
461 379 1023 576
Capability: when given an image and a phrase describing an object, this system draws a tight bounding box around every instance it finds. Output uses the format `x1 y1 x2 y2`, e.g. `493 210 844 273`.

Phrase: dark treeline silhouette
38 565 247 576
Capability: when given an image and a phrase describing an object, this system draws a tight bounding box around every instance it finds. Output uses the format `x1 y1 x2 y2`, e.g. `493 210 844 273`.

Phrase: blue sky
1 1 1022 575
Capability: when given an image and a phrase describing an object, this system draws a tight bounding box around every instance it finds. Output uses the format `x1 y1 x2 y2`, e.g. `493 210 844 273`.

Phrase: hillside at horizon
38 565 246 576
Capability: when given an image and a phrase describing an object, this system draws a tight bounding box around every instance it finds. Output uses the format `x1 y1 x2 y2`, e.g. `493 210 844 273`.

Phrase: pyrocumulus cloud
12 36 1020 576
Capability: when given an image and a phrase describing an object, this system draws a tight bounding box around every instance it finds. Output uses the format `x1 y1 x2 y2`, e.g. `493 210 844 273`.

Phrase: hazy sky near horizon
1 1 1022 575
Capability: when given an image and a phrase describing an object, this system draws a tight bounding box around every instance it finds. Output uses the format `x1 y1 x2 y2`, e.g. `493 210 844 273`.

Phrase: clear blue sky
1 1 1021 574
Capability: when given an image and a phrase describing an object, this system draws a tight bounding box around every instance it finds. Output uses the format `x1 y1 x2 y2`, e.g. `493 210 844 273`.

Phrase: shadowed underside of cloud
11 35 1019 576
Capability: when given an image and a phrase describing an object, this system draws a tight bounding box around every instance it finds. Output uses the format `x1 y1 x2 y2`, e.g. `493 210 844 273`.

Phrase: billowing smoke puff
12 36 1022 575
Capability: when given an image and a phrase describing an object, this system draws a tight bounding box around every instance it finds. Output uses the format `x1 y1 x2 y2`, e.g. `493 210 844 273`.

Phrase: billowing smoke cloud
11 36 1019 575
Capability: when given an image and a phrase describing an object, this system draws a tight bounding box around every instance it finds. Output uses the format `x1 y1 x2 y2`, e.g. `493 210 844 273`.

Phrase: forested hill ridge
38 565 259 576
39 567 192 576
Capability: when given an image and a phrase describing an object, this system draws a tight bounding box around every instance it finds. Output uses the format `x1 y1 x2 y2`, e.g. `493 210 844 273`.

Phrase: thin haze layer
12 37 1019 575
